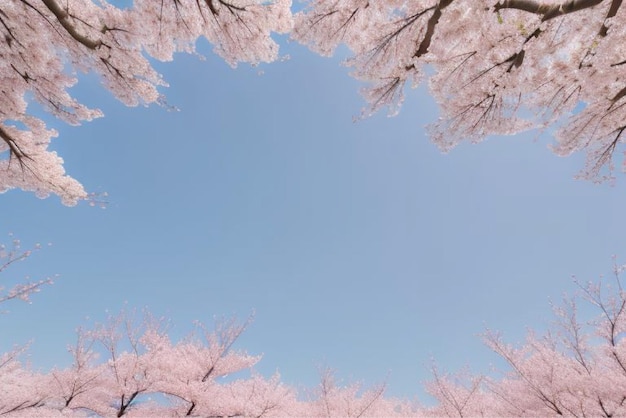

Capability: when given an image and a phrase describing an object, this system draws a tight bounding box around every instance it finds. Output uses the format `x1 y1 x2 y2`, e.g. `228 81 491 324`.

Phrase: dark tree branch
117 391 139 417
599 0 622 35
0 125 33 170
494 0 604 21
415 0 455 58
40 0 102 49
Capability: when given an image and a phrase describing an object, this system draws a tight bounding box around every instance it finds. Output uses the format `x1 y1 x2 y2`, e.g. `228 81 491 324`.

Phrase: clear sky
2 37 626 402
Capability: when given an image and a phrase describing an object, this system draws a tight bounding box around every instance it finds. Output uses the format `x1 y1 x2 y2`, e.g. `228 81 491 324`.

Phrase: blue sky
2 38 626 402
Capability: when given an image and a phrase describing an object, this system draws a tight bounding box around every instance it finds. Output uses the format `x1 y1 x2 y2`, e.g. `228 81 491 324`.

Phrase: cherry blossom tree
0 312 295 417
5 261 626 416
425 260 626 417
293 0 626 180
7 0 626 205
1 0 292 205
0 310 416 417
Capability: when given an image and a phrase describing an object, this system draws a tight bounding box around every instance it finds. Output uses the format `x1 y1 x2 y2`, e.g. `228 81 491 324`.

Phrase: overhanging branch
0 125 32 169
40 0 102 49
494 0 604 21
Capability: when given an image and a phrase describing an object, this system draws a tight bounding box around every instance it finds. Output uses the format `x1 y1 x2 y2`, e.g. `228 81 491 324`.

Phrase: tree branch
0 125 32 170
415 0 455 58
40 0 102 49
494 0 604 21
599 0 622 35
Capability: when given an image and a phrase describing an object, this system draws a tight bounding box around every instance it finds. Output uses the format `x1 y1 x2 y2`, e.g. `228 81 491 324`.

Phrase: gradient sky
2 37 626 403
